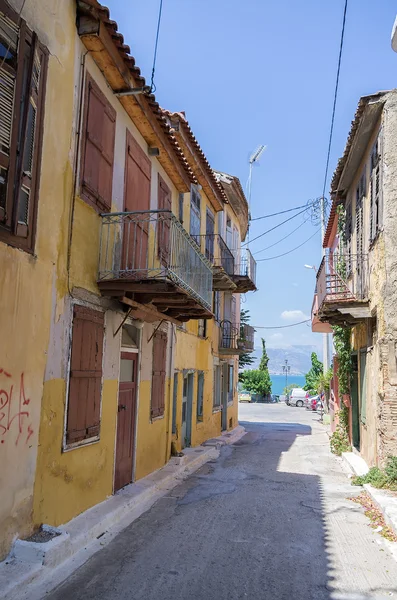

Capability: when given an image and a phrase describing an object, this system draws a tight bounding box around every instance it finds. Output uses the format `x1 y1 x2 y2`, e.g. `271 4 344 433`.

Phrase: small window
198 319 207 338
0 1 48 251
66 306 104 445
80 74 116 213
197 371 204 421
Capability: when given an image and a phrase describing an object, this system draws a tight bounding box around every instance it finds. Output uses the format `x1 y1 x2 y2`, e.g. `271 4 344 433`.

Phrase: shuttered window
0 1 48 251
370 135 382 242
80 74 116 212
151 330 167 418
190 184 201 245
360 349 367 425
66 305 104 445
197 371 204 421
157 174 171 265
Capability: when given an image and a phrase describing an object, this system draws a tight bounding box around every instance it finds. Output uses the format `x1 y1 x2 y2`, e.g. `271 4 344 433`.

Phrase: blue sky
105 0 397 354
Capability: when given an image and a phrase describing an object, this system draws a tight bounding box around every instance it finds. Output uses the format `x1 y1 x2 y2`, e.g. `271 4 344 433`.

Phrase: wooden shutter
205 208 215 261
157 175 172 265
197 371 204 419
151 330 167 418
190 185 201 244
81 75 116 212
66 305 104 444
360 349 367 425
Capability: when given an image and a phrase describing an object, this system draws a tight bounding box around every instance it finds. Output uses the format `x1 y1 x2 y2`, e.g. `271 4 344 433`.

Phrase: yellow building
0 0 256 557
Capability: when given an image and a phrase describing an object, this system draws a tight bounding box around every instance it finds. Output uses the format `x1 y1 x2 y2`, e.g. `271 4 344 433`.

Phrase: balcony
314 253 371 326
198 234 236 291
97 210 213 322
219 321 255 355
231 248 257 293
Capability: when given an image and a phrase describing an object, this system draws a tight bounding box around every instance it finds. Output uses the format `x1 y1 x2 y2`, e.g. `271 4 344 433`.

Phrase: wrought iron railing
235 248 257 287
219 320 255 352
197 234 235 278
316 253 369 309
98 210 213 311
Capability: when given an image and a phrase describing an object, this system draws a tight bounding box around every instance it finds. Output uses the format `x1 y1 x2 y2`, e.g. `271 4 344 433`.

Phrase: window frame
0 2 48 253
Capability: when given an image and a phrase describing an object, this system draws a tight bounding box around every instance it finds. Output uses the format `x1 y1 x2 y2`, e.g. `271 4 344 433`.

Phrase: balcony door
205 208 215 261
122 131 151 275
157 175 171 267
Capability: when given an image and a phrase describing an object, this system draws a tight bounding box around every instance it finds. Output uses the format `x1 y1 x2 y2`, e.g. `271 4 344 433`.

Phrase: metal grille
98 210 213 311
316 253 369 309
237 248 257 286
198 233 235 277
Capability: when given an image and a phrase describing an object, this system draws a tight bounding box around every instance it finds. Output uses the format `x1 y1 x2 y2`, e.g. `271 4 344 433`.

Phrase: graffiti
0 370 33 446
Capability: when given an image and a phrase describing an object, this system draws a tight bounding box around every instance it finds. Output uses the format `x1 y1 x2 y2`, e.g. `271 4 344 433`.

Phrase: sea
270 374 306 395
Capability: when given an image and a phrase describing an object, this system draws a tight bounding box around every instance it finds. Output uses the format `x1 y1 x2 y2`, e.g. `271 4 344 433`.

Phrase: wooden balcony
97 210 213 322
231 248 257 293
219 321 255 355
314 254 371 326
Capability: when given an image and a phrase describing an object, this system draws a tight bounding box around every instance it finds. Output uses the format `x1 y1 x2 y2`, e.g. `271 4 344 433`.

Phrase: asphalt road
47 403 397 600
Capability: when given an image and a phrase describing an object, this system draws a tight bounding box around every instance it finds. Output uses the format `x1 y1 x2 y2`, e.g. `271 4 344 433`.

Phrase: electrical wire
150 0 164 93
256 228 320 261
321 0 348 200
251 200 316 221
253 218 310 255
241 206 308 247
252 319 311 329
0 0 27 72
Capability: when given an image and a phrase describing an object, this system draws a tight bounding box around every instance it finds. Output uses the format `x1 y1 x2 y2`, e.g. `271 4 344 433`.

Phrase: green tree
283 383 300 396
239 369 272 396
238 309 255 370
255 338 272 396
304 352 323 393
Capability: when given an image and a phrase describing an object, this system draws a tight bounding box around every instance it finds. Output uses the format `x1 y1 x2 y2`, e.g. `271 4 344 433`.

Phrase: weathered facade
311 90 397 466
0 0 256 558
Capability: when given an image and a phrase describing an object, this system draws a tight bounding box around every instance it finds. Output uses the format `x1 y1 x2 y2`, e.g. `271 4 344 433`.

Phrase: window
178 192 184 223
228 364 234 402
205 208 215 261
190 184 201 244
80 74 116 212
66 305 104 445
213 365 221 408
0 2 48 251
345 201 352 274
213 291 221 322
370 134 382 242
151 330 167 418
198 319 207 338
197 371 204 421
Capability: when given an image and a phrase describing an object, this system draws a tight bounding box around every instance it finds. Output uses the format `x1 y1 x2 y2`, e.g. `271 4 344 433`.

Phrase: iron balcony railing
98 210 213 311
316 253 369 309
219 320 255 353
197 233 235 277
236 248 257 286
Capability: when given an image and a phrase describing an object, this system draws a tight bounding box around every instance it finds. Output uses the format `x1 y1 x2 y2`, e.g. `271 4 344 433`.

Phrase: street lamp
282 359 290 393
246 145 266 245
304 264 317 272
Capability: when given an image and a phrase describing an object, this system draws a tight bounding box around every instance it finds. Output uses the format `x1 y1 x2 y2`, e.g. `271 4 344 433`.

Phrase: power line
321 0 348 199
256 228 321 261
254 218 310 255
150 0 164 93
251 201 316 221
252 319 311 329
242 206 308 247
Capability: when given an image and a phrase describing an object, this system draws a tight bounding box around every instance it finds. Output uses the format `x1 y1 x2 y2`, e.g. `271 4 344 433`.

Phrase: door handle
118 404 126 412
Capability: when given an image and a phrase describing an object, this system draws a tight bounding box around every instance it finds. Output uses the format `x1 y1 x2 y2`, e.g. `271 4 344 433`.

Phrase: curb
0 425 246 600
363 484 397 538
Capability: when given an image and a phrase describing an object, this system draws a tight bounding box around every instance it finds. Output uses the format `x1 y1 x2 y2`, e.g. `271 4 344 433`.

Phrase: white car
288 388 306 407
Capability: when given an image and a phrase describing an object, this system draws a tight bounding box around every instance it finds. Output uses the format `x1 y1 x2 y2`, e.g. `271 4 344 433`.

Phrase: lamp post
282 359 290 393
246 145 266 245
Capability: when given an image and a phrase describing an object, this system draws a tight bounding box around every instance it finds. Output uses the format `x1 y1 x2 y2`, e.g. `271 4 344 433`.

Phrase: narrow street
47 404 397 600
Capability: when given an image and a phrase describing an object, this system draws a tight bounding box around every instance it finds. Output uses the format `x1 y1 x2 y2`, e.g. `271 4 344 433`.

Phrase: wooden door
122 131 151 275
221 363 228 431
181 375 188 449
114 352 138 492
157 175 172 266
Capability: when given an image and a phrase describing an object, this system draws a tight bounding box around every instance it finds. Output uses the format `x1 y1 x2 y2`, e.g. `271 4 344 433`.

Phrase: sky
104 0 397 354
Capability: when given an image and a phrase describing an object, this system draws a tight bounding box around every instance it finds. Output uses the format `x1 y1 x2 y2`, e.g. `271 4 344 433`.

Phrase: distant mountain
249 345 319 375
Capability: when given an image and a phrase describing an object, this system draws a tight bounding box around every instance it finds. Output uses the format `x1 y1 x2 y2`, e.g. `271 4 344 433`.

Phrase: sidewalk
341 451 397 539
0 425 246 600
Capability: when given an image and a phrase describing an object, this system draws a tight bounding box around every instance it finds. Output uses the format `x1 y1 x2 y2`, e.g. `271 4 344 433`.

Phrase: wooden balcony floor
98 278 213 322
231 275 257 293
213 267 237 291
318 298 371 326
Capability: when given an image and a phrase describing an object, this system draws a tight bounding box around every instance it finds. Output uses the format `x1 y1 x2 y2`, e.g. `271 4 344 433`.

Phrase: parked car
288 388 306 407
305 394 318 410
238 390 252 403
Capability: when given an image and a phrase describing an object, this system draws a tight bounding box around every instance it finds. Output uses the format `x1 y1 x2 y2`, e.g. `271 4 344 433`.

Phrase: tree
283 383 300 396
304 352 323 393
238 309 255 370
239 369 272 396
258 338 272 395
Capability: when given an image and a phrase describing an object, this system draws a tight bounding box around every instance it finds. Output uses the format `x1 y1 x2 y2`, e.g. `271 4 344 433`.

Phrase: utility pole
282 359 290 392
320 196 330 374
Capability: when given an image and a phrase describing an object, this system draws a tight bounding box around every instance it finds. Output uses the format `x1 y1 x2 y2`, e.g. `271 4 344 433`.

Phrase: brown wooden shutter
157 175 172 266
66 305 104 444
151 331 167 418
81 75 116 212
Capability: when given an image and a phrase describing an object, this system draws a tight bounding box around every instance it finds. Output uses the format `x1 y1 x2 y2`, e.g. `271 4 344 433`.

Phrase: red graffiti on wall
0 369 34 446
